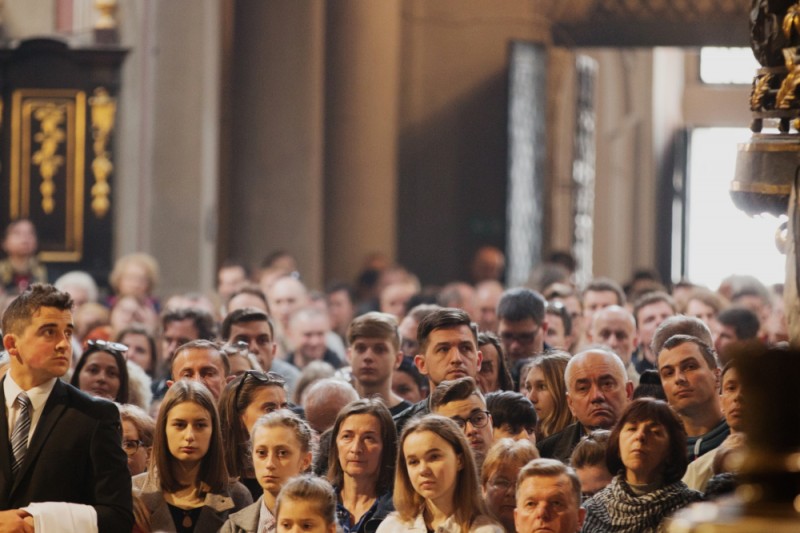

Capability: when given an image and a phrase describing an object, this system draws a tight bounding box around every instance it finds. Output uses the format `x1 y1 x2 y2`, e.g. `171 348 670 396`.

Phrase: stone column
324 0 402 283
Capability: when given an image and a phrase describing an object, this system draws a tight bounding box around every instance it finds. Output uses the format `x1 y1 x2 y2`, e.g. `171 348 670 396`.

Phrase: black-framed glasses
233 370 287 404
87 339 128 356
450 410 491 430
122 439 144 456
500 330 538 345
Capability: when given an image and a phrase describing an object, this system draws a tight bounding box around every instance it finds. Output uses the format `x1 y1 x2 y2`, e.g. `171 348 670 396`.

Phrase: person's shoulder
227 480 255 509
470 514 504 532
537 422 580 453
61 381 119 417
271 358 300 378
375 512 418 533
224 497 262 530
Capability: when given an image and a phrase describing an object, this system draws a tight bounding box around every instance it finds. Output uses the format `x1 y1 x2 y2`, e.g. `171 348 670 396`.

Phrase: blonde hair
394 415 492 531
522 352 574 439
480 438 539 486
275 475 337 529
109 253 159 294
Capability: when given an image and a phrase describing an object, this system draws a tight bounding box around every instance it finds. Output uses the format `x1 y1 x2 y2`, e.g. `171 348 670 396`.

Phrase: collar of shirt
257 498 276 533
4 374 58 435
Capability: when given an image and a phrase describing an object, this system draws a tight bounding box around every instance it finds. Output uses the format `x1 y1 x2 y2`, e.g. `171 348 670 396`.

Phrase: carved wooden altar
0 38 127 283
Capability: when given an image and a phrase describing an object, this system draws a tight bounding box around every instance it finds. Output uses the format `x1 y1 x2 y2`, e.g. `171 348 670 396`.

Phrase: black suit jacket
0 377 133 532
536 421 586 464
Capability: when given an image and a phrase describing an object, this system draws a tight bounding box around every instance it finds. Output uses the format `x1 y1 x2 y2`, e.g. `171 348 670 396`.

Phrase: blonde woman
377 415 502 533
520 352 575 439
221 410 314 533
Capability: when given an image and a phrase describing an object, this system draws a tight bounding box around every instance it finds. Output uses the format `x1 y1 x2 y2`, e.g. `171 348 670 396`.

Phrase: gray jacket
220 496 268 533
133 472 252 533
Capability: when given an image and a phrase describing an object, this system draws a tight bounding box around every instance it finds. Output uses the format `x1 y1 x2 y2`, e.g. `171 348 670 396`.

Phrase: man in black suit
0 284 132 533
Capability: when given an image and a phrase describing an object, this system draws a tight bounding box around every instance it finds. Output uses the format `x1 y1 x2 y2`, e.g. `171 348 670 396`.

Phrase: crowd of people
0 218 784 532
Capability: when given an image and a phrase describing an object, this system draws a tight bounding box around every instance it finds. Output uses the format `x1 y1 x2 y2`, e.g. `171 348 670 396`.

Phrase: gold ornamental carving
89 87 116 218
31 104 66 214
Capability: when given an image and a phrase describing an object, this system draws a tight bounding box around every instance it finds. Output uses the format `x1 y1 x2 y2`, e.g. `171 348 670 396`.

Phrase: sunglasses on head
86 339 129 356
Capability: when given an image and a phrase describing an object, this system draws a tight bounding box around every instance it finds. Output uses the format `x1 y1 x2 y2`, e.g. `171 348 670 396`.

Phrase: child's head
251 409 314 497
153 380 227 493
275 475 337 533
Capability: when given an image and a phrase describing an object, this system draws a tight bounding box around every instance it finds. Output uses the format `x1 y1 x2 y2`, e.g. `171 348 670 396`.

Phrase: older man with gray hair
515 458 586 533
537 348 633 463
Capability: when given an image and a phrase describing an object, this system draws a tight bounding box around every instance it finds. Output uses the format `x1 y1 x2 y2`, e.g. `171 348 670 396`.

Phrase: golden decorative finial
89 87 116 218
94 0 118 44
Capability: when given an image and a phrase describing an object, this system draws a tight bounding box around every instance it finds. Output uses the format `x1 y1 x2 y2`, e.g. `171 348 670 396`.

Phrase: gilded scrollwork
31 104 66 214
89 87 116 218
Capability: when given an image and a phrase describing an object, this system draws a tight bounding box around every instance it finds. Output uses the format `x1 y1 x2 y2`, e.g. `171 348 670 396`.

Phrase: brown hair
570 429 610 469
346 311 400 350
109 253 159 294
2 283 73 336
219 371 287 477
477 331 514 392
221 306 275 340
430 376 485 411
521 352 574 438
394 415 492 530
660 334 718 370
480 438 539 486
151 380 228 493
119 403 155 447
632 291 676 327
417 308 477 352
326 398 397 494
516 458 582 508
583 278 626 307
606 398 688 484
275 475 337 529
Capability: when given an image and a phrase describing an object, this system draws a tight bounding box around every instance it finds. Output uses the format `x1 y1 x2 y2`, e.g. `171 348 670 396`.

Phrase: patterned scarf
581 475 703 533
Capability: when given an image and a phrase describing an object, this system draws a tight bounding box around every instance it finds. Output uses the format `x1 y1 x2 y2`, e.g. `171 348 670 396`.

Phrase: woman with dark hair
377 415 502 532
133 380 252 532
392 357 428 404
581 398 703 532
117 325 158 377
70 339 130 403
219 370 288 500
326 399 397 533
476 332 514 394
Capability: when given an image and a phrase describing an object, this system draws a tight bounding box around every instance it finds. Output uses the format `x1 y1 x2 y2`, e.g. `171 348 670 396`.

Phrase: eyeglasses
86 339 129 356
233 370 287 405
500 330 538 345
489 476 515 493
122 439 144 456
449 410 491 430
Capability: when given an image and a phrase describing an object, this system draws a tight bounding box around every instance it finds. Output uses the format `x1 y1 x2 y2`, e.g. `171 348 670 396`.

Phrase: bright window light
686 128 786 290
700 47 760 84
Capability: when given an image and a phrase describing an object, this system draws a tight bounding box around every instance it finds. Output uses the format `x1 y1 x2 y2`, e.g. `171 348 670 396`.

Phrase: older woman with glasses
70 339 130 403
119 403 155 476
480 438 539 533
219 369 289 500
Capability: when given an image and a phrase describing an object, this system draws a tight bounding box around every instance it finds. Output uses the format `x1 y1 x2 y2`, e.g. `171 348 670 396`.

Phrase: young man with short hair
346 311 410 416
658 334 729 461
392 307 483 432
430 376 495 468
0 284 132 532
